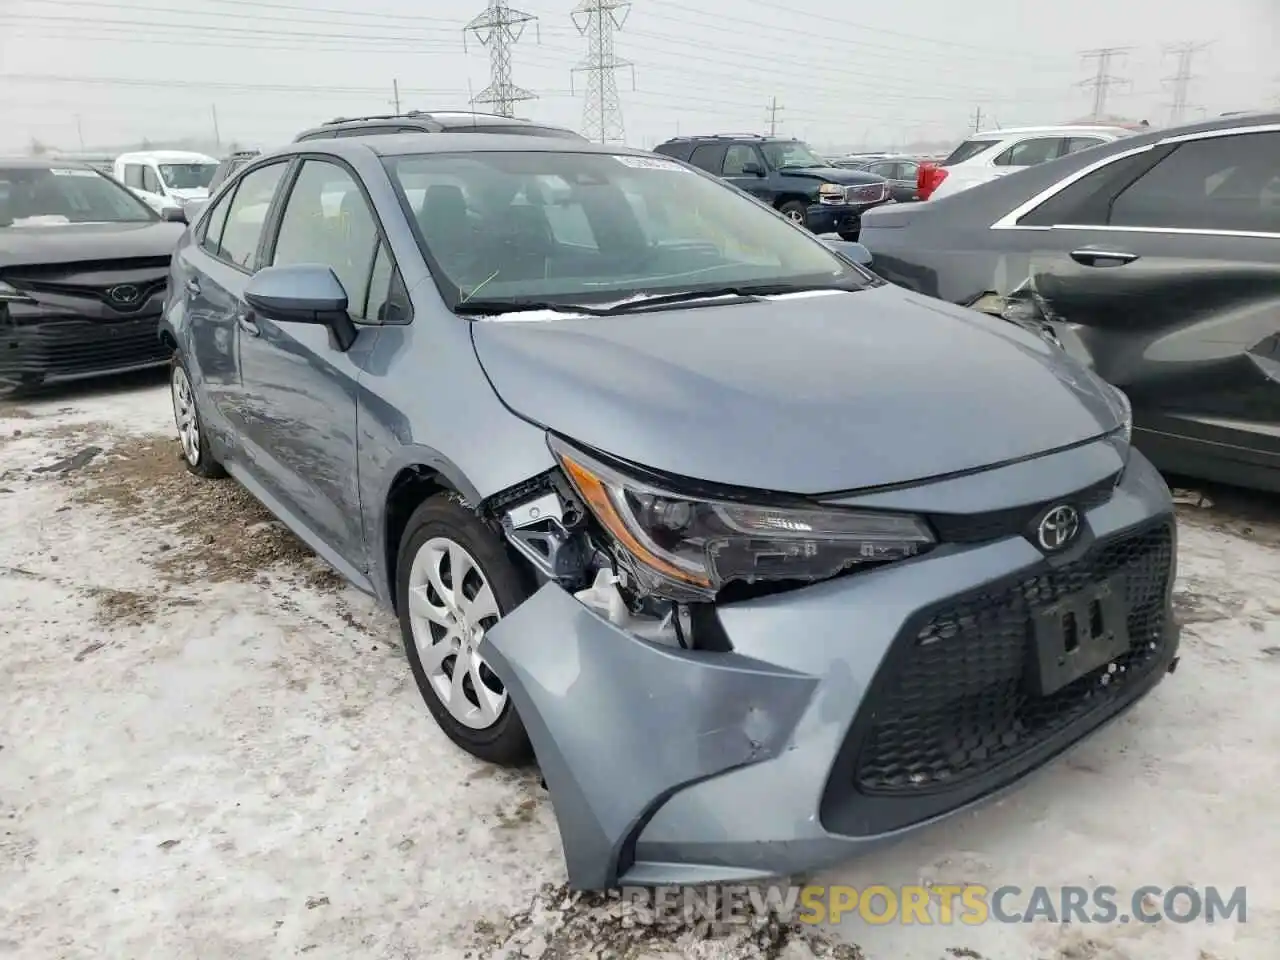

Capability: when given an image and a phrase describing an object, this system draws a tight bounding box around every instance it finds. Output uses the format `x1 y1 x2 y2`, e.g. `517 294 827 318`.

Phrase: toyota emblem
108 283 141 305
1036 504 1081 552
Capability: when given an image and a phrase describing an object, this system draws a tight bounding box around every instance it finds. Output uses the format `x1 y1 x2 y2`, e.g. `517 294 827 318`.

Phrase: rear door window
214 161 289 269
1016 150 1159 227
994 137 1066 168
197 186 236 252
1063 137 1107 156
688 144 726 174
1109 131 1280 233
941 139 1000 166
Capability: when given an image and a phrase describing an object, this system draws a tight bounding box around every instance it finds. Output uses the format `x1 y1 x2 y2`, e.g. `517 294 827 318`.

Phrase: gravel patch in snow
2 378 1279 960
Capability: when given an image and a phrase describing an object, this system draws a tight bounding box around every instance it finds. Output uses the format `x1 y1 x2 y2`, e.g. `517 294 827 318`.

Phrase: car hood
469 285 1126 495
779 166 884 185
168 187 209 203
0 220 186 269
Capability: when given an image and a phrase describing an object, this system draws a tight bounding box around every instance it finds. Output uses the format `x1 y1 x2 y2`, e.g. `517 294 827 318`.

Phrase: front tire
396 494 533 766
778 200 809 230
170 353 226 479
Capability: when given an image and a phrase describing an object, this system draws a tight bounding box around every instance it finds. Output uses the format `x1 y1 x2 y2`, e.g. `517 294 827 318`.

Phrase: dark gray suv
162 133 1178 892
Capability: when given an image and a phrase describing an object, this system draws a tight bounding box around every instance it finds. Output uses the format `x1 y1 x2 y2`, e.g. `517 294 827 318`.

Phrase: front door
720 143 772 202
178 160 291 454
1013 128 1280 481
236 157 388 570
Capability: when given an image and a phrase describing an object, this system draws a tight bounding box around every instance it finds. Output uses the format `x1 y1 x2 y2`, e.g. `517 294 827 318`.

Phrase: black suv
653 134 891 240
293 110 586 143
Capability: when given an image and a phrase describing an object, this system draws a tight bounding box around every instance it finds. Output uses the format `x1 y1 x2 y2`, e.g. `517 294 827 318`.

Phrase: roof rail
322 108 513 125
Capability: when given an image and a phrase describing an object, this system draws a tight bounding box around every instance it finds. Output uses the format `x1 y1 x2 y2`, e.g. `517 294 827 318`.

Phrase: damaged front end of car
477 434 939 889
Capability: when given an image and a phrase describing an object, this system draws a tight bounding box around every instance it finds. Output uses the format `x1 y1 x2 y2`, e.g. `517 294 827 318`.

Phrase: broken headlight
550 437 935 601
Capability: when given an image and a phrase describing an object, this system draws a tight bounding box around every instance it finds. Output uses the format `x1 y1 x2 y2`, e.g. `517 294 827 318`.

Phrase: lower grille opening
850 521 1174 797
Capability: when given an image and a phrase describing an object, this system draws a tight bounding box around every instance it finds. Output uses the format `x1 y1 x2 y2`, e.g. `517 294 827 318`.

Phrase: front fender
479 583 818 890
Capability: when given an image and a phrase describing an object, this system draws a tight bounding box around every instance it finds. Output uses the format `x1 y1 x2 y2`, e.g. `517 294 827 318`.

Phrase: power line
463 1 538 118
1162 42 1212 125
1077 47 1132 119
571 0 633 143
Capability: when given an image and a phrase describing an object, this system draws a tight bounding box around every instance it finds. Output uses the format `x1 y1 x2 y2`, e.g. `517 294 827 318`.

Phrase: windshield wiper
453 299 615 317
455 284 856 318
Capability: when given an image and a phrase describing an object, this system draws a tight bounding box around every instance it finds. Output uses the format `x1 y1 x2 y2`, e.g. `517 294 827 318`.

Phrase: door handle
236 311 260 336
184 277 201 296
1070 249 1139 267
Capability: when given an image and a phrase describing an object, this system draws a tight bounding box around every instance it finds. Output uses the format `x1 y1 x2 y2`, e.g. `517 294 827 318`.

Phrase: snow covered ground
1 372 1277 960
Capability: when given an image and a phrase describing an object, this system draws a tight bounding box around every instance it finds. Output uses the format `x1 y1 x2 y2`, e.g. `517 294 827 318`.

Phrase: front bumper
482 446 1179 890
806 198 894 235
0 302 169 391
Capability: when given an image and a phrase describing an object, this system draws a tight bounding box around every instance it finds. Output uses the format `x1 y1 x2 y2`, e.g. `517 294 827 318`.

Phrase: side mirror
160 205 187 224
244 264 358 351
823 238 873 266
740 161 766 177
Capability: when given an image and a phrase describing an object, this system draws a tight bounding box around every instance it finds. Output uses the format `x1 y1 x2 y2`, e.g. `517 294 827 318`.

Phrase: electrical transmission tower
571 0 634 143
766 96 783 135
463 1 538 118
1163 41 1212 125
1078 47 1132 119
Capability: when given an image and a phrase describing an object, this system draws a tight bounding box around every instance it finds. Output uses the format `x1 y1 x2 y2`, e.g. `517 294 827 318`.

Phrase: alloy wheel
171 365 201 466
406 536 507 730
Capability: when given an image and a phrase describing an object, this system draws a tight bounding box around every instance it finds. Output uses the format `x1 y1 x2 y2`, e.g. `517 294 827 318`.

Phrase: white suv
919 125 1136 201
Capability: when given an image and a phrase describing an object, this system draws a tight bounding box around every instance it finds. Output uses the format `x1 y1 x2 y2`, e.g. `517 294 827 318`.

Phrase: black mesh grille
852 521 1174 795
2 317 167 381
928 475 1118 544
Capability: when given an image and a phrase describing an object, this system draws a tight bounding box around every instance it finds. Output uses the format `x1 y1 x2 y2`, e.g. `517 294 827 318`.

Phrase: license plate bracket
1029 574 1131 696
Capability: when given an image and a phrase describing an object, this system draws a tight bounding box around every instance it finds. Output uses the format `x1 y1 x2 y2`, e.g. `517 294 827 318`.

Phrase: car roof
0 157 94 169
293 110 582 141
271 133 657 160
901 111 1280 219
658 134 798 143
960 125 1134 140
116 150 217 163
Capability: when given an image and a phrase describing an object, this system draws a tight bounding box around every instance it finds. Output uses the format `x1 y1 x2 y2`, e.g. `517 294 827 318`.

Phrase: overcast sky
0 0 1276 155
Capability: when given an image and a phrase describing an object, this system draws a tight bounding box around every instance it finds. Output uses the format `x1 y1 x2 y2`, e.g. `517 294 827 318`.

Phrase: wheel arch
774 193 811 210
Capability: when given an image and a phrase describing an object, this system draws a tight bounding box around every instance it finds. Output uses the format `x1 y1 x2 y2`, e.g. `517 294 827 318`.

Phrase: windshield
759 140 830 170
0 164 156 226
159 163 217 190
384 150 866 308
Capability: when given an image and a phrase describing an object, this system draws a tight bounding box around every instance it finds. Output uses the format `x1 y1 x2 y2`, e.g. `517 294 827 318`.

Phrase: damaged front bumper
482 451 1181 890
0 287 169 392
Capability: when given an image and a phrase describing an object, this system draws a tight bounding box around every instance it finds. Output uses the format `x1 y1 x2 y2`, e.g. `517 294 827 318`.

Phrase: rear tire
170 353 226 479
396 494 534 766
778 200 809 230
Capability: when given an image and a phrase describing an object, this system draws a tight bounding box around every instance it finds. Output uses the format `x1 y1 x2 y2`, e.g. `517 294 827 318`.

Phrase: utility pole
75 114 84 150
571 0 633 144
463 1 538 118
1163 42 1211 125
210 104 221 149
1078 47 1132 119
391 79 401 113
766 96 783 135
971 106 984 132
